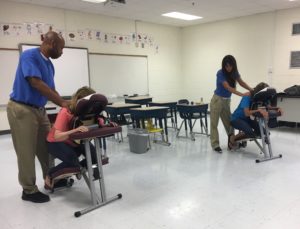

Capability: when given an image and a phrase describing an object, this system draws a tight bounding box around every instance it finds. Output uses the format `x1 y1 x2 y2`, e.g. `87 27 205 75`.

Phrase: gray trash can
128 128 150 154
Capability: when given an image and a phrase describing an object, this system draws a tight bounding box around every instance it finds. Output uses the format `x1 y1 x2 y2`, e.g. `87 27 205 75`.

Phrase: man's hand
61 100 71 108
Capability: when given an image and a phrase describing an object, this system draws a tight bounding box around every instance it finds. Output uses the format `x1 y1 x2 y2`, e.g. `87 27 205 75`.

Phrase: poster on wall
77 29 86 40
67 31 77 41
0 23 12 36
0 21 158 52
95 30 101 41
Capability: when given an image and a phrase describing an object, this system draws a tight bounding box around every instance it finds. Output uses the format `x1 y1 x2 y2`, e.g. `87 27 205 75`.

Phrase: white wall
0 1 182 131
182 8 300 108
181 12 276 108
1 0 300 131
272 7 300 91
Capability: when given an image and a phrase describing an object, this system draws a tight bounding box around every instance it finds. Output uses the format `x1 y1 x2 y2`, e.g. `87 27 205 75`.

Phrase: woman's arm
266 105 283 115
53 126 89 141
244 107 268 118
222 81 248 97
237 77 253 91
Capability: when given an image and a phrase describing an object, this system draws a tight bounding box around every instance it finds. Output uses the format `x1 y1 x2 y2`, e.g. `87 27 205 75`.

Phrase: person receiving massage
45 86 99 189
228 82 281 149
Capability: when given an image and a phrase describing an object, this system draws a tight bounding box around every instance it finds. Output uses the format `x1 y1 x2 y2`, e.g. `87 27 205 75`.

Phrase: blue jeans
231 118 261 138
47 141 97 177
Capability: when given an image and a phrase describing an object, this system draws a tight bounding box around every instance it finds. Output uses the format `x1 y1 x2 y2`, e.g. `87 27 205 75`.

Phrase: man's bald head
40 31 65 59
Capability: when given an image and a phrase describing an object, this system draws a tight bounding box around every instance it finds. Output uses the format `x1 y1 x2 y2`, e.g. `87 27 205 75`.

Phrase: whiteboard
89 54 148 97
21 44 90 97
0 49 19 105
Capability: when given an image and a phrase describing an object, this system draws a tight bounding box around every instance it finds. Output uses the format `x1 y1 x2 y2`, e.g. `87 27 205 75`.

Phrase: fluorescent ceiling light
82 0 107 3
162 12 202 21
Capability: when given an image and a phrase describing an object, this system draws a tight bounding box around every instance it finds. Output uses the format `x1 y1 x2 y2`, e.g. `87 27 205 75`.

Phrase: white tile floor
0 120 300 229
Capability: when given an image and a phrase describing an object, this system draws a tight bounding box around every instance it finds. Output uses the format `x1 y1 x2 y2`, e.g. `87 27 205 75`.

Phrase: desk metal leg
174 110 178 130
184 119 188 137
204 114 209 135
188 118 195 141
168 108 177 130
170 109 175 128
163 118 170 145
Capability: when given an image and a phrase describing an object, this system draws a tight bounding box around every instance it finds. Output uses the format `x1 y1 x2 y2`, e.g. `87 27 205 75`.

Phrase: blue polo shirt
214 69 240 98
10 48 55 107
231 96 251 121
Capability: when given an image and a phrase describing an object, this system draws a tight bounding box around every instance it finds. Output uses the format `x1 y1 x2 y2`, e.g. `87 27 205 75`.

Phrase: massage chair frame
71 129 122 217
66 94 122 217
235 88 282 163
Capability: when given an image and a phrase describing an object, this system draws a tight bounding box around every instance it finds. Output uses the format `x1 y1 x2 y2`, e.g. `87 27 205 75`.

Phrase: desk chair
130 106 170 146
176 103 209 141
144 118 163 147
178 99 189 105
48 94 122 217
176 99 189 134
232 88 282 163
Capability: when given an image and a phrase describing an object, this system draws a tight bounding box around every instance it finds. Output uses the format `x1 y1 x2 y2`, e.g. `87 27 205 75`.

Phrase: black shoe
22 191 50 203
93 168 100 180
53 178 69 189
79 159 87 168
76 172 82 180
239 141 247 148
214 147 222 153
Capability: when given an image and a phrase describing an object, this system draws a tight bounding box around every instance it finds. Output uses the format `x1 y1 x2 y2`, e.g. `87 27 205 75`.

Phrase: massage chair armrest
70 126 122 140
268 109 281 118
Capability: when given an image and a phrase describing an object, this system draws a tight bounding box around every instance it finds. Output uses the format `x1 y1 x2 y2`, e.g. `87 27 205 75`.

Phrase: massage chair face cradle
250 87 281 128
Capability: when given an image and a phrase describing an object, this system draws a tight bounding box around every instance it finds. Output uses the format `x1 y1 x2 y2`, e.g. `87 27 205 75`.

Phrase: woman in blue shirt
210 55 253 153
229 82 270 149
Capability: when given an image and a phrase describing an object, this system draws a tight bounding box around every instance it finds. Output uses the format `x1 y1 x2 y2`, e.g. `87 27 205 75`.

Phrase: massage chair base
74 193 122 217
232 112 282 163
233 131 282 163
70 127 122 217
255 154 282 163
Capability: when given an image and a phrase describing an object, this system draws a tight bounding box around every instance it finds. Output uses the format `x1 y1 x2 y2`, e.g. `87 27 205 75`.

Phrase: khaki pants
210 94 233 149
7 100 50 194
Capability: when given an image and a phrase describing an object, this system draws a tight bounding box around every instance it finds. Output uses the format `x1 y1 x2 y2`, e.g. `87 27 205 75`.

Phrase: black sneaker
53 178 69 189
22 191 50 203
239 141 247 148
93 168 100 180
214 147 222 153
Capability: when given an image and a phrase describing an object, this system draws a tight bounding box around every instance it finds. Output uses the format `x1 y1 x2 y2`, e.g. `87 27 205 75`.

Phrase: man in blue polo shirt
7 31 69 203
